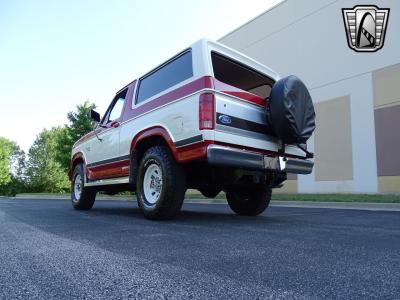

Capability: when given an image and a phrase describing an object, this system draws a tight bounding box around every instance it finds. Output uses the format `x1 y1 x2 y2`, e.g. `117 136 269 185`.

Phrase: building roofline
218 0 288 42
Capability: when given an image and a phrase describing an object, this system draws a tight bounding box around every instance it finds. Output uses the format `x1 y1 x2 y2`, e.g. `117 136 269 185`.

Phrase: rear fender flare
130 126 178 160
129 126 179 185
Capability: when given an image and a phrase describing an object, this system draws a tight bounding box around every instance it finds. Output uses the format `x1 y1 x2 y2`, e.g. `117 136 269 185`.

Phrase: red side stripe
123 76 214 121
212 78 267 107
87 160 130 180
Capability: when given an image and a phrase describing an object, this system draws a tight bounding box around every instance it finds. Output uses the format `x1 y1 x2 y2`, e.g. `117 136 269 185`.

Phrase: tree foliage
26 127 70 193
0 137 27 196
0 138 15 185
55 100 97 171
1 101 97 195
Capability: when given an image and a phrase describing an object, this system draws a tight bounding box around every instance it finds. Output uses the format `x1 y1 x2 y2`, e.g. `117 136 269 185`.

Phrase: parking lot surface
0 198 399 299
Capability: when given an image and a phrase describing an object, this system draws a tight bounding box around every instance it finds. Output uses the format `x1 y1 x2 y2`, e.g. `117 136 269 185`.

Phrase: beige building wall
275 180 297 194
372 63 400 193
274 171 298 194
373 63 400 108
314 96 353 181
219 0 400 193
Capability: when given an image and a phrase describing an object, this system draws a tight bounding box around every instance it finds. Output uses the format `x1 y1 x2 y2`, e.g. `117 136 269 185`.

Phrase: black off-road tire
136 146 186 220
225 186 272 216
71 164 96 210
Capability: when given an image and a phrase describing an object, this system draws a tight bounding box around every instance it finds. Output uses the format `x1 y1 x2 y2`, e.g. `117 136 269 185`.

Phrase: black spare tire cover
267 75 315 144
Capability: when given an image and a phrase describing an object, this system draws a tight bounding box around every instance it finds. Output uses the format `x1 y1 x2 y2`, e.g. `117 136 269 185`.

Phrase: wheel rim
74 174 82 200
143 163 163 205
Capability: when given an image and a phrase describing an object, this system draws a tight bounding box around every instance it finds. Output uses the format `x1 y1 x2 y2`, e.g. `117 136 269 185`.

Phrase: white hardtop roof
119 38 280 94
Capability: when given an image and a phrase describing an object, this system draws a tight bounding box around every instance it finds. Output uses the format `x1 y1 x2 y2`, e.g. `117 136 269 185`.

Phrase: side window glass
108 98 125 122
103 89 127 124
136 51 193 104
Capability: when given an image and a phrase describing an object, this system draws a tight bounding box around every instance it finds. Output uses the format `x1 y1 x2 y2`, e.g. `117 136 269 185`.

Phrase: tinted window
136 51 193 104
211 52 274 99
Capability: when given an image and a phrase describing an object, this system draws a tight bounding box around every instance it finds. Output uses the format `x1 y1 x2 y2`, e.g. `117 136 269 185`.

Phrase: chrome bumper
207 145 313 174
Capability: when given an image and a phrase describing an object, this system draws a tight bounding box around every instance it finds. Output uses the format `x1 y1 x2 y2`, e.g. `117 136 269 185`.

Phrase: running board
85 176 130 187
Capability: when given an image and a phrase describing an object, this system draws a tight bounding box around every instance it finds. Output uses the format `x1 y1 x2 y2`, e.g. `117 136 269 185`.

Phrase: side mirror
89 109 101 123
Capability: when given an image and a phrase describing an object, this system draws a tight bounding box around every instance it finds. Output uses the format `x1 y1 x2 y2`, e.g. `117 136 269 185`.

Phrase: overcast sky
0 0 282 151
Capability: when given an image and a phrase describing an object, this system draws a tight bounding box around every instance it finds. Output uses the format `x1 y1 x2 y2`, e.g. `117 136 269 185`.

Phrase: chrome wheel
143 163 163 205
74 174 82 200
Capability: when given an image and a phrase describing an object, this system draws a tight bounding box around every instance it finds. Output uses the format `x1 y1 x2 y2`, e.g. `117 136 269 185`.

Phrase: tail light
199 93 215 130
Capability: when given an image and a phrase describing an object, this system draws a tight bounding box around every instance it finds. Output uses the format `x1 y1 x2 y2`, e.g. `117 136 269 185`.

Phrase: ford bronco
69 39 316 219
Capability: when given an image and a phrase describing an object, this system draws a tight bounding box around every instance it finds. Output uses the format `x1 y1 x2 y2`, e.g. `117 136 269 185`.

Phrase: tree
1 101 97 194
26 127 70 193
0 137 14 186
55 100 97 171
0 137 27 196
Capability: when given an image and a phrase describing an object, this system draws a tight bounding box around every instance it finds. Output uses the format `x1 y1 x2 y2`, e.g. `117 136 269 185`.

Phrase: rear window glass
211 52 273 99
136 51 193 104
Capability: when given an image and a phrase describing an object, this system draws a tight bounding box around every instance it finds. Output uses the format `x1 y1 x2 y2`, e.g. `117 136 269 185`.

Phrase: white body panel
120 91 205 157
86 127 121 163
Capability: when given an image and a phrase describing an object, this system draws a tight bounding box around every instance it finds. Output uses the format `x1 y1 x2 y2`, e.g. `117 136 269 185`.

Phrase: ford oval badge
218 114 232 125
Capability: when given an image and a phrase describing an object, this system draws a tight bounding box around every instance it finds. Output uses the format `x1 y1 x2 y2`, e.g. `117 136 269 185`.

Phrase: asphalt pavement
0 198 399 299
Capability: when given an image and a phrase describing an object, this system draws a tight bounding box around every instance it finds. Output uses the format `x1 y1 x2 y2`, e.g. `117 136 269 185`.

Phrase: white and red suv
69 39 315 219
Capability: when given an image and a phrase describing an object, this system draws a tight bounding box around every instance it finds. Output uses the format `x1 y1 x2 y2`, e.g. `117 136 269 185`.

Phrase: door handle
110 121 120 128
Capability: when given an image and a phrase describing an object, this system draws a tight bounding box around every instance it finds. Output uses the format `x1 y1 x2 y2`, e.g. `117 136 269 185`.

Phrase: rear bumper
207 145 313 174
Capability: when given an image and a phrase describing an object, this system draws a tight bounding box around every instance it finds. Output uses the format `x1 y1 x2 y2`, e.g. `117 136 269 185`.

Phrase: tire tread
137 146 186 220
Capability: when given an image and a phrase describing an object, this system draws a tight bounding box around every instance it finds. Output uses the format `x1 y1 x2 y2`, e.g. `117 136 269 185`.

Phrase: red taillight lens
199 93 215 130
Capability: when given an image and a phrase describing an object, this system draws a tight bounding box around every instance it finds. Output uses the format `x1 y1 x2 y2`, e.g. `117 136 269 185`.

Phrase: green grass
12 191 400 204
270 193 400 203
185 190 400 203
